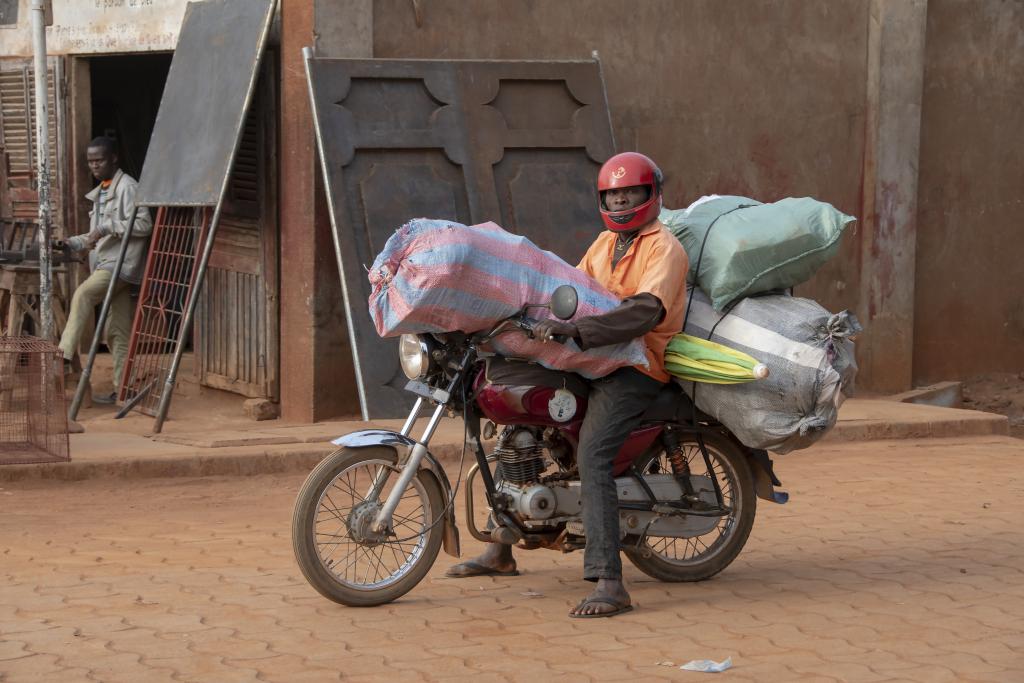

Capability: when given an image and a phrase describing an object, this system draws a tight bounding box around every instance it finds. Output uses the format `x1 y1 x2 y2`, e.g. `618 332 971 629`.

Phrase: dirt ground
961 372 1024 438
68 352 357 438
3 436 1023 682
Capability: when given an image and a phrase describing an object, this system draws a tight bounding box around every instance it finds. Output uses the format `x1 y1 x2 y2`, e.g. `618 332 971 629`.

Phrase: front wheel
291 446 445 606
624 430 756 582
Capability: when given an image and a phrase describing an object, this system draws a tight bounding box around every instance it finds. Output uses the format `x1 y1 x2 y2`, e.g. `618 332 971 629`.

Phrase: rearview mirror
550 285 579 321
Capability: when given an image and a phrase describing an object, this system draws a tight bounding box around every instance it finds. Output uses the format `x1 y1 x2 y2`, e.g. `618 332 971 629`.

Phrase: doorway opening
88 53 172 180
67 53 174 406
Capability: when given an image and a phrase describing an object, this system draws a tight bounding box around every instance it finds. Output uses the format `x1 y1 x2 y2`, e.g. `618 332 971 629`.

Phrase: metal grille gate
119 207 209 415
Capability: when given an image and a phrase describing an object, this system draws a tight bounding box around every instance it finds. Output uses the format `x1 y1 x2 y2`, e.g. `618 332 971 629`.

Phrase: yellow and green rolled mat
665 334 770 384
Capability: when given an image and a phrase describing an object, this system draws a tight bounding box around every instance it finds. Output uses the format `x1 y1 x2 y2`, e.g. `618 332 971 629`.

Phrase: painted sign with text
1 0 190 56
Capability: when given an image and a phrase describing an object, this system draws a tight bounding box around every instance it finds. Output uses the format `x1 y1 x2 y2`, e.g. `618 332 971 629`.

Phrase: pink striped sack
368 219 648 379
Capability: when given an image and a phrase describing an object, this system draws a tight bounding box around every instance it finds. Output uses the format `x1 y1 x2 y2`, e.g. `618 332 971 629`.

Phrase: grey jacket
67 169 153 284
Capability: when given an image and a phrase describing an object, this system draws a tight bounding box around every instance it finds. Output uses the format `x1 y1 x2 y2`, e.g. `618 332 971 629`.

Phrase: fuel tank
474 359 666 476
474 359 588 428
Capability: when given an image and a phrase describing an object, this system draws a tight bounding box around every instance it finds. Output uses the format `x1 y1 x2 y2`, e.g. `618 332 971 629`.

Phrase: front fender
331 430 461 557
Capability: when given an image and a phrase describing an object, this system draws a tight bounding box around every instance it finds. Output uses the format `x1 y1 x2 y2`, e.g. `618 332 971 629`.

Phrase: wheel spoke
310 456 434 591
639 442 743 566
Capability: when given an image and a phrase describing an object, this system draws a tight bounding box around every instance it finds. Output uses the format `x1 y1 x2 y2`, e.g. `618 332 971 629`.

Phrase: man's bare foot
445 543 518 577
569 578 633 618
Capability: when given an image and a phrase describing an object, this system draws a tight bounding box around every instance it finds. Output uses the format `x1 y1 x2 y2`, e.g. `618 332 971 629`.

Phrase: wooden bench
0 218 69 340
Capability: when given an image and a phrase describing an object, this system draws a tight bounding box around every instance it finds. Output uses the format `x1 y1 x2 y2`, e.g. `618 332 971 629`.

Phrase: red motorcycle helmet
597 152 663 232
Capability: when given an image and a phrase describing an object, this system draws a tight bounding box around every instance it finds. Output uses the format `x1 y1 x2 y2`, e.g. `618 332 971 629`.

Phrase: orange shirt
578 220 689 382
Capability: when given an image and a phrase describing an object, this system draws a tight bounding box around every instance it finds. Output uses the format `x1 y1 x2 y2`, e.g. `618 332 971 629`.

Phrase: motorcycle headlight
399 334 431 380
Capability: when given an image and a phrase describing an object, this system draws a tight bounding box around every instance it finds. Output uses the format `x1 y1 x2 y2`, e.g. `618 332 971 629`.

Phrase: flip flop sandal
569 596 634 619
444 561 520 578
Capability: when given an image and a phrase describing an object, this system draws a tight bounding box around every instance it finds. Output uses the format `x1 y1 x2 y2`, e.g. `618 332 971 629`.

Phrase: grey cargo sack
680 288 862 454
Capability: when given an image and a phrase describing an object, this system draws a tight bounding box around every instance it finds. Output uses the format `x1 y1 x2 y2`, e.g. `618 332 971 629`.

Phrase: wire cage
0 336 70 465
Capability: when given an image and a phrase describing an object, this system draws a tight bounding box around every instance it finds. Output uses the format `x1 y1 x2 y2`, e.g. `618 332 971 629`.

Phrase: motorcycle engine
493 428 559 521
494 428 546 484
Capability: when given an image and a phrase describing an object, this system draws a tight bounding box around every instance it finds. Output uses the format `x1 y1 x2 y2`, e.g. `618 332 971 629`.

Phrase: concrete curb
821 416 1007 443
0 404 1009 484
0 443 470 484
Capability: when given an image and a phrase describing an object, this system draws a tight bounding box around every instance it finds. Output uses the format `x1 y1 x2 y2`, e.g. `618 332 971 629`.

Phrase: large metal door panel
120 0 275 424
137 0 275 206
493 149 606 266
307 57 615 418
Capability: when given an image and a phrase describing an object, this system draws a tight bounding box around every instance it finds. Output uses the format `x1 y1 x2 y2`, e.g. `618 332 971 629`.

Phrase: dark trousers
578 367 663 581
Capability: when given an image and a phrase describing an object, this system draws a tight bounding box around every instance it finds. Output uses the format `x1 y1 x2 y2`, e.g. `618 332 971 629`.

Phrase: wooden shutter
0 58 61 224
196 63 278 400
224 106 259 217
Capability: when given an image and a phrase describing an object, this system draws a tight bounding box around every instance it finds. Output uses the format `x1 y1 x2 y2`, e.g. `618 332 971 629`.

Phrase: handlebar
518 315 569 344
474 311 571 346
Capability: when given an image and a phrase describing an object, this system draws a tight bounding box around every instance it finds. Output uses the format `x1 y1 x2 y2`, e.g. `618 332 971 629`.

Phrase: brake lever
518 315 539 338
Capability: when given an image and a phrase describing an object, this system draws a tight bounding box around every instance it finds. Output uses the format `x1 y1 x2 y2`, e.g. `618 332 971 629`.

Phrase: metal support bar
115 378 156 419
68 211 139 420
592 50 616 152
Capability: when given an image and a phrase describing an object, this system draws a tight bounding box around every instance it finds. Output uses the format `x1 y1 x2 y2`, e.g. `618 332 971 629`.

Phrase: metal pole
592 50 617 153
68 211 138 421
30 0 54 340
151 203 223 433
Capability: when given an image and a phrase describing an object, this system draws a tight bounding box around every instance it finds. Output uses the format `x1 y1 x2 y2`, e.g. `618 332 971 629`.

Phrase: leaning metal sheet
136 0 275 207
306 56 616 419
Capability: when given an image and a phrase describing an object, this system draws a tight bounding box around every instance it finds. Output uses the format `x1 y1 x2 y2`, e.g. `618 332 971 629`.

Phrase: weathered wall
913 0 1024 383
371 0 869 317
277 0 368 421
0 0 189 56
856 0 928 394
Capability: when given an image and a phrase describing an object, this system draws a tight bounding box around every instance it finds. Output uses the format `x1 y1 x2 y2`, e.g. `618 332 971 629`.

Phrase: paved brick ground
2 436 1023 682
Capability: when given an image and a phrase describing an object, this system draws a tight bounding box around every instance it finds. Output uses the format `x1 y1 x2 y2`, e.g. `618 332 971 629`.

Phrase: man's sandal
568 596 634 619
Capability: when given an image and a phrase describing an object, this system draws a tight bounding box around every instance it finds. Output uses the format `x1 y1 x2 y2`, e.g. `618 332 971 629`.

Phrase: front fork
369 397 445 533
370 348 474 534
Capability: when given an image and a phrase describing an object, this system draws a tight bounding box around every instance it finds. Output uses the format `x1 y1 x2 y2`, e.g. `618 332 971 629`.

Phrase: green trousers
58 269 134 393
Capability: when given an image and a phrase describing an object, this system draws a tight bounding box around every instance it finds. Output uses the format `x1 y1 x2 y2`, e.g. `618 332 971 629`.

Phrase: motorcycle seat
485 357 590 398
641 381 713 424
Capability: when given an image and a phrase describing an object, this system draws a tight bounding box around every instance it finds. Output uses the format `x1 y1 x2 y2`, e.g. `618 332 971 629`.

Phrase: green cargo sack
660 196 855 311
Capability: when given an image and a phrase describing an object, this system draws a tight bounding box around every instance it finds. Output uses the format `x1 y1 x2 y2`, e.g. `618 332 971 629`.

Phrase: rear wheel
291 446 445 606
624 431 756 582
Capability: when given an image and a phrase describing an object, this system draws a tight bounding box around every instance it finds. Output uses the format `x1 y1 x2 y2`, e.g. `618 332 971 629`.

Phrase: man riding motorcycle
446 152 689 618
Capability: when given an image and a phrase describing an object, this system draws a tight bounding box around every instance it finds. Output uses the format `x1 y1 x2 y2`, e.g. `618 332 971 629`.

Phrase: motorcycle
292 285 786 606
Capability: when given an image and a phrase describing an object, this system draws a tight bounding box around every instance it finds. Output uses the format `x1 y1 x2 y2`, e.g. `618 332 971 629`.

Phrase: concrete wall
367 0 1023 390
371 0 869 336
913 0 1024 383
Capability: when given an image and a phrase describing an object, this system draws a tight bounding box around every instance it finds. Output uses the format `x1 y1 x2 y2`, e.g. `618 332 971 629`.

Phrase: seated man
58 136 152 405
447 152 689 618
